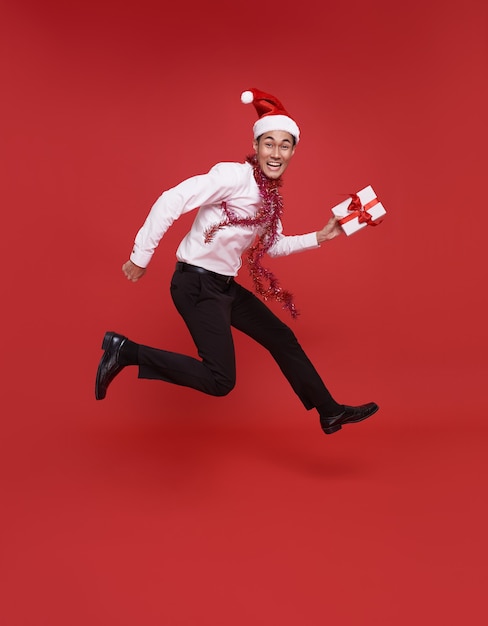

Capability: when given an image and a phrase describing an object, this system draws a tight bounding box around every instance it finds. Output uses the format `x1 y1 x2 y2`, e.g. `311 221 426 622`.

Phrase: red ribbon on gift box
338 194 381 227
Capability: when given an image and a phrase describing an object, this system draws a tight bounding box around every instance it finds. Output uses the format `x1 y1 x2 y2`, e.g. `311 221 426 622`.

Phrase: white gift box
331 185 386 236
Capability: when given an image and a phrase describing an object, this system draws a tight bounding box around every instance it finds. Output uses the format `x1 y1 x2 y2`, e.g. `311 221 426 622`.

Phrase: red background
2 0 487 624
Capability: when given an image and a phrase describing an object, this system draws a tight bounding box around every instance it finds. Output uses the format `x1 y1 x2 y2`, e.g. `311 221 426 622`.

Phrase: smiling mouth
267 161 281 168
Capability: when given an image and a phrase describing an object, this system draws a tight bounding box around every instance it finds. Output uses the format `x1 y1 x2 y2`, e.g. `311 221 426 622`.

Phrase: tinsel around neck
203 155 299 319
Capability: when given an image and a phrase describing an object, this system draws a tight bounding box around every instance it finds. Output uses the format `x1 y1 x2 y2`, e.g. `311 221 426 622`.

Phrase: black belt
175 261 234 284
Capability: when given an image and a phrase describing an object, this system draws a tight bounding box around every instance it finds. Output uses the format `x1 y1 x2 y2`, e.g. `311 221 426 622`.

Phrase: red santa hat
241 88 300 143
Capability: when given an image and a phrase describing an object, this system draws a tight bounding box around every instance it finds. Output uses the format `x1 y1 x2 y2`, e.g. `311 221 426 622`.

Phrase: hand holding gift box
331 185 386 236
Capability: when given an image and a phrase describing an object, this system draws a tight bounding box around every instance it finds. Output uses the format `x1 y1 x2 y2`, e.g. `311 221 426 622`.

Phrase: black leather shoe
320 402 379 435
95 331 128 400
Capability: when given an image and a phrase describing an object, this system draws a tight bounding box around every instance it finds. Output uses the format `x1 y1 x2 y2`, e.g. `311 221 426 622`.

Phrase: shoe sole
322 424 342 435
95 332 116 400
95 369 106 401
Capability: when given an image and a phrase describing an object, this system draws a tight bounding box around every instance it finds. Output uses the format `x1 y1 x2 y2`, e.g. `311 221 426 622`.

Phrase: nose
271 144 280 158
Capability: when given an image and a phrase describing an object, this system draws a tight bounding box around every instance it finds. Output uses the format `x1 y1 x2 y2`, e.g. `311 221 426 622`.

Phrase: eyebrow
263 135 292 144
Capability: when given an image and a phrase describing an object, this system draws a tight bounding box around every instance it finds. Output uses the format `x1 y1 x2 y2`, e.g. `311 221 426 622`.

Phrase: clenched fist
122 260 146 282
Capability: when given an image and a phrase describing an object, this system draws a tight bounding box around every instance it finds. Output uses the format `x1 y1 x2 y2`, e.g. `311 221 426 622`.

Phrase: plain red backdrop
1 0 487 624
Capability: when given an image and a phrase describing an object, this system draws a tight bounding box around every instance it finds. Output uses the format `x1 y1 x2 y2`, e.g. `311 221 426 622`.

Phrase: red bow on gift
342 194 381 227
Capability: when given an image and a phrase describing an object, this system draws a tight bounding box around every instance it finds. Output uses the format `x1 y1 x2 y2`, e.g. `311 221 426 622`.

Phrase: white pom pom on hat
241 87 300 143
241 90 254 104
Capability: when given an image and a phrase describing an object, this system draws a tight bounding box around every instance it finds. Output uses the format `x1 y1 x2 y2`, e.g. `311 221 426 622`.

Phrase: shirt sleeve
130 163 242 268
266 219 320 257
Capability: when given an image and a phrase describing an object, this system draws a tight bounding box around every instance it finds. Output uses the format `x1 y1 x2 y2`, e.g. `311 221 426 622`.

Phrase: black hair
256 133 297 147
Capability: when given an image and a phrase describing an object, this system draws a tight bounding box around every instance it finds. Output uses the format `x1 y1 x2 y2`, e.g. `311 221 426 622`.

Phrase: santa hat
241 88 300 143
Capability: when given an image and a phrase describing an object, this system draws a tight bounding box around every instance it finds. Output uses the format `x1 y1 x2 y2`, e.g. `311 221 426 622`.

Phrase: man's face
253 130 296 180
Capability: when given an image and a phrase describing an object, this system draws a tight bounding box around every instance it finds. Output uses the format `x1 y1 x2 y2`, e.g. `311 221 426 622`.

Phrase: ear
252 138 258 153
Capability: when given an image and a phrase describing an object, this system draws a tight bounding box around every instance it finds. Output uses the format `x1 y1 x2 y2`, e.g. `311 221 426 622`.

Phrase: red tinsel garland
204 155 298 319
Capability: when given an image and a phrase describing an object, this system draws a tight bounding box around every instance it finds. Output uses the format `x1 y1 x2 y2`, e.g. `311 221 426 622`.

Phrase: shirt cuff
304 231 321 249
130 246 152 268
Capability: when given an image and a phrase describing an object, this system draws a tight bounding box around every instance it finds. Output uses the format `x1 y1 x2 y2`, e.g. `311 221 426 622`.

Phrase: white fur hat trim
253 114 300 143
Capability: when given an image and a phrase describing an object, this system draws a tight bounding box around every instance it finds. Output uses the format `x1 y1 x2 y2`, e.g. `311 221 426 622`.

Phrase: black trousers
137 264 341 413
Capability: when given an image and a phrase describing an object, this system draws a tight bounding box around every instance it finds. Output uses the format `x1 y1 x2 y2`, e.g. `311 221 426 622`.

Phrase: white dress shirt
130 161 319 276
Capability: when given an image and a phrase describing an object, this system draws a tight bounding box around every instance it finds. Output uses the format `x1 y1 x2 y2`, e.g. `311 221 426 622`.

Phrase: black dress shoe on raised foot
320 402 379 435
95 331 128 400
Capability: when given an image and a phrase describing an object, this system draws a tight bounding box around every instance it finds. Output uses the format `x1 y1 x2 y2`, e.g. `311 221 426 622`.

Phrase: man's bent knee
211 378 236 397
